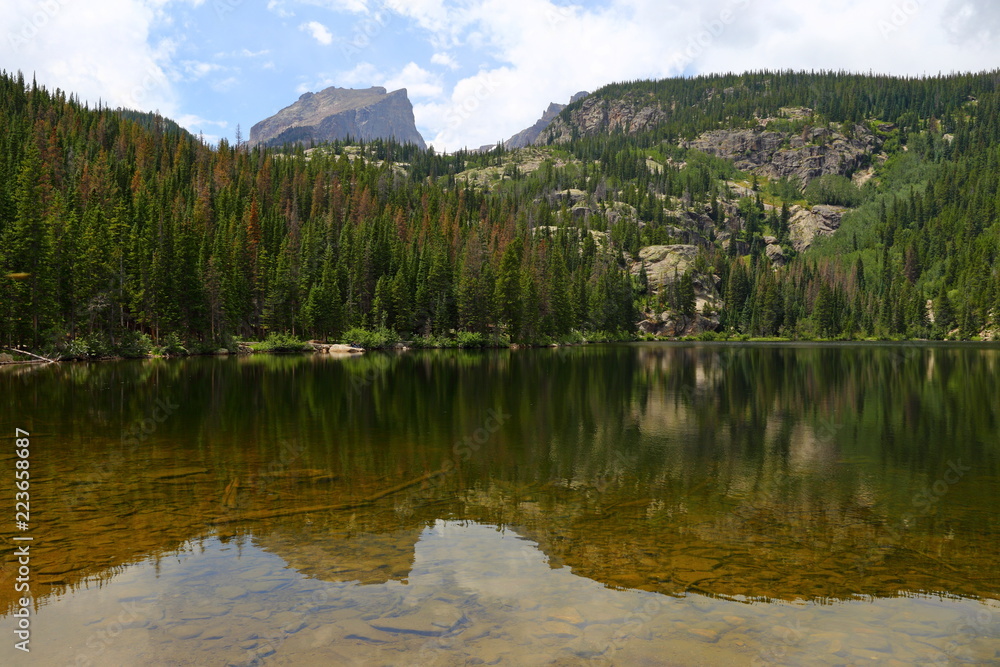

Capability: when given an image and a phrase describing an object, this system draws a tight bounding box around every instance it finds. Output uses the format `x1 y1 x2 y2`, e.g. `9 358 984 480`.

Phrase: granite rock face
506 91 589 149
683 124 879 187
250 86 426 149
788 204 847 252
537 94 668 145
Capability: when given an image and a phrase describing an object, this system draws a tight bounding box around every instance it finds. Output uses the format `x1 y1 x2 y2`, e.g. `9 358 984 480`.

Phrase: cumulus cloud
431 52 459 70
300 20 334 45
266 0 295 18
364 0 1000 151
942 0 1000 47
304 0 370 12
223 48 271 58
212 76 240 92
182 60 225 79
332 62 381 87
9 0 1000 153
298 61 442 99
384 62 443 98
176 113 228 144
1 0 181 115
176 113 228 130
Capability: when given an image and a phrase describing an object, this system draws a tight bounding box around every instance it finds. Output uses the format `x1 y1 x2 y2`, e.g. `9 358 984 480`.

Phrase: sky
3 0 1000 152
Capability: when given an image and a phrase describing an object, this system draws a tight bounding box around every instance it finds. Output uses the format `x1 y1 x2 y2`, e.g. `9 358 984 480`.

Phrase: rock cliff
250 86 426 149
536 94 667 145
506 91 589 149
630 245 722 336
787 204 847 252
683 123 878 186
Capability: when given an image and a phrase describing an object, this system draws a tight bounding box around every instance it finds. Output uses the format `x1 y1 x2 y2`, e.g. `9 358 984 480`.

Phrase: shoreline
3 335 998 366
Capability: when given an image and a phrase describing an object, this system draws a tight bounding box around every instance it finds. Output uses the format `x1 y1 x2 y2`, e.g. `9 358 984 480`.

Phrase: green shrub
256 332 309 353
82 332 112 358
116 330 153 358
455 331 489 348
158 332 188 357
804 174 863 207
340 327 401 349
58 338 90 360
768 175 802 202
558 330 587 345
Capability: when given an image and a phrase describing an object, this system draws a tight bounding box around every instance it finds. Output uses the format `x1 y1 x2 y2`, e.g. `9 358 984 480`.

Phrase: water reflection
1 344 999 663
4 521 998 665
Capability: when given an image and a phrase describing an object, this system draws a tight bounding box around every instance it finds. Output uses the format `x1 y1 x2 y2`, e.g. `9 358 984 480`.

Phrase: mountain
505 91 589 149
3 69 1000 355
249 86 426 149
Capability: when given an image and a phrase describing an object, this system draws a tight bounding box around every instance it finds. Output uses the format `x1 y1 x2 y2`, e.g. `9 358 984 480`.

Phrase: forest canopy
1 69 998 357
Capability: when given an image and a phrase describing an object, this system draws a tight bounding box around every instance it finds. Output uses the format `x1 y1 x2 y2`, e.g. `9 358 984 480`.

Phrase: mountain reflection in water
1 343 998 664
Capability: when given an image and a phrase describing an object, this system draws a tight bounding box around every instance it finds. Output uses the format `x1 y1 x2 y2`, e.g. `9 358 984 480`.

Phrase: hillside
1 69 999 358
505 91 589 149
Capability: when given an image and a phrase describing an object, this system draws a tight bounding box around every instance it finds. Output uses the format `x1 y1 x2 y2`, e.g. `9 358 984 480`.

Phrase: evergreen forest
1 69 999 358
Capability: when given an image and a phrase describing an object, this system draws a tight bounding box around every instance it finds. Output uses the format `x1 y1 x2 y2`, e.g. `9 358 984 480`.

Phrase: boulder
632 245 699 287
788 205 846 252
549 189 588 205
765 244 787 267
331 344 364 354
638 313 720 338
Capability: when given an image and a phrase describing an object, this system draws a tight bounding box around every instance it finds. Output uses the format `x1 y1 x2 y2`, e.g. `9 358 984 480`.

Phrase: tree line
1 69 999 357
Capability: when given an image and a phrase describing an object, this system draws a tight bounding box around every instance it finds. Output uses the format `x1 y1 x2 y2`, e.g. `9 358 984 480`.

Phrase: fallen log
3 348 56 364
213 468 447 525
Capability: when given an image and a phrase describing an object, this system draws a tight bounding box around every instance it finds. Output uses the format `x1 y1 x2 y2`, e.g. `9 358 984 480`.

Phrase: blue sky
4 0 1000 151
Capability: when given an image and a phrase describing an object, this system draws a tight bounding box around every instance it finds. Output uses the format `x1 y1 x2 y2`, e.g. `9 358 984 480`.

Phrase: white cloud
267 0 295 18
335 62 382 87
212 76 240 92
298 61 441 99
384 62 443 98
431 52 459 70
300 20 334 45
176 112 228 143
415 0 690 150
182 60 225 79
216 48 270 58
365 0 1000 151
176 113 228 130
383 0 458 44
1 0 180 115
302 0 369 12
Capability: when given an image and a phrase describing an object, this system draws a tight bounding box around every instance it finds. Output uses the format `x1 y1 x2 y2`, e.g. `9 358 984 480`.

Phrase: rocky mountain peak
250 86 425 149
504 91 590 149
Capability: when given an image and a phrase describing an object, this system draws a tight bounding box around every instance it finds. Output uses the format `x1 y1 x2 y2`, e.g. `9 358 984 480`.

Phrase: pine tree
494 240 522 336
815 281 837 337
4 141 55 346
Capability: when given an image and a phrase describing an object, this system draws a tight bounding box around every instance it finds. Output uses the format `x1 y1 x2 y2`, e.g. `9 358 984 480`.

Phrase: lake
1 343 999 665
